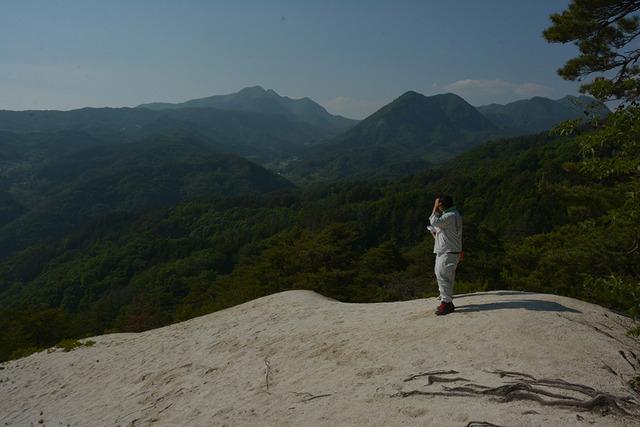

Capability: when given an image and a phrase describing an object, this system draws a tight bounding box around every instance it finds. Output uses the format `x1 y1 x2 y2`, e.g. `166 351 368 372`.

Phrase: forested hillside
2 109 637 361
0 134 294 258
281 91 507 182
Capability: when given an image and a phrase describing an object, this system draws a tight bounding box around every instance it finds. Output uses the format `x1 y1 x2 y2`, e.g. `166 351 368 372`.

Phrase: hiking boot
435 301 455 316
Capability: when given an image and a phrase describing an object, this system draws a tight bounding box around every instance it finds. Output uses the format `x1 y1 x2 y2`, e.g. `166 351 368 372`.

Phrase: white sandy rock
1 290 639 426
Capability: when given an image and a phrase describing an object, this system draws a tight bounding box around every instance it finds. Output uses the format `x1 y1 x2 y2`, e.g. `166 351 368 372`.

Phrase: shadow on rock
456 291 536 298
455 299 582 313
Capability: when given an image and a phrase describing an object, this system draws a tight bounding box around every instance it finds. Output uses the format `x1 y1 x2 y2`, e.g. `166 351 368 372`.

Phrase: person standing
428 195 463 316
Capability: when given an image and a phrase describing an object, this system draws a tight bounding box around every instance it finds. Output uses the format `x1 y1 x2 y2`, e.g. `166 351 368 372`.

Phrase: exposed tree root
264 358 272 394
465 422 503 427
487 369 536 380
158 403 173 414
529 378 597 396
391 389 473 398
631 351 640 364
601 363 618 376
445 383 581 401
557 314 628 346
291 391 332 402
620 350 637 370
392 370 639 417
497 390 630 415
426 375 470 386
403 369 459 382
302 393 332 402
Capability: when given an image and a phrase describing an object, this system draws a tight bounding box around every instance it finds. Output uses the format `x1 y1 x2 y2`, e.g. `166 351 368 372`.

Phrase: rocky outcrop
1 290 639 426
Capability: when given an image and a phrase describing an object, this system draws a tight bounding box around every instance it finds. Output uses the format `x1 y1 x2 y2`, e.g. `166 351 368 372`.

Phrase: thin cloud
441 79 556 105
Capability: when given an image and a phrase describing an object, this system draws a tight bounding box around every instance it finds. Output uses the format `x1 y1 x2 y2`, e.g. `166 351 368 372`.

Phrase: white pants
435 252 459 303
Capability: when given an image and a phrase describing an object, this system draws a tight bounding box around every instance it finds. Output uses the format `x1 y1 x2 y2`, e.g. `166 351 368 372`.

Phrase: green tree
543 1 640 318
545 0 640 247
543 0 640 104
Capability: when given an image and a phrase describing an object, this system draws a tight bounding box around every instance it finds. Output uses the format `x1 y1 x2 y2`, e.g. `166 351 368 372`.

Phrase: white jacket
429 208 463 254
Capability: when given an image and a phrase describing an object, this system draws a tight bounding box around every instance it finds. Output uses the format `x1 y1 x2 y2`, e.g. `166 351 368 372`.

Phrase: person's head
438 195 453 210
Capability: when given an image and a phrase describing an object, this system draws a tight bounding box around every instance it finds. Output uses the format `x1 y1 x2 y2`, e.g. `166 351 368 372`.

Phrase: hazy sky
1 0 581 118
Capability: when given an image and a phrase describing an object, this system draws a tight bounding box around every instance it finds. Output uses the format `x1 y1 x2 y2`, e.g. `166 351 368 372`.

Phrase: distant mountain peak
136 87 358 132
434 92 464 99
398 90 423 98
381 91 492 122
393 91 468 105
286 89 502 181
238 85 266 93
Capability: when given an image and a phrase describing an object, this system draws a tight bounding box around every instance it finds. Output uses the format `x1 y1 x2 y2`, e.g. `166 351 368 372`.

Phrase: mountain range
476 95 610 133
138 85 357 134
280 92 609 182
0 87 358 165
0 86 609 181
0 87 612 254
